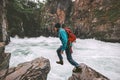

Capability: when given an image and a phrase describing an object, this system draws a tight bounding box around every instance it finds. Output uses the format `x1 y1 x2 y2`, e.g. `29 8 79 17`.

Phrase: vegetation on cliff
7 0 46 37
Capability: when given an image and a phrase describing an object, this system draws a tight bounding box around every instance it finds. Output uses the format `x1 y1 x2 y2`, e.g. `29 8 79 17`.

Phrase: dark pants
57 46 79 67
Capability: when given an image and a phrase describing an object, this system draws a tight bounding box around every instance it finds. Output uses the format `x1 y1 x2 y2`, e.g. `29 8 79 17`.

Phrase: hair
54 23 61 28
61 24 66 28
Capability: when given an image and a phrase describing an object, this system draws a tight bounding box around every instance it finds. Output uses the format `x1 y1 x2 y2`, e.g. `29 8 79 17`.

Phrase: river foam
5 36 120 80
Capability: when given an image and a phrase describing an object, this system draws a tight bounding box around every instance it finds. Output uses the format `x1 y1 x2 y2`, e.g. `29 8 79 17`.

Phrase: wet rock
68 63 110 80
0 0 10 44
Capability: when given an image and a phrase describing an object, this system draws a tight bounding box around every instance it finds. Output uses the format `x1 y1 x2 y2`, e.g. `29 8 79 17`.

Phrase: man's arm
60 30 68 51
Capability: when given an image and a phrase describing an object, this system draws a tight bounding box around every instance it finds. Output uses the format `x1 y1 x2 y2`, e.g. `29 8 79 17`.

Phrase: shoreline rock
5 57 50 80
68 63 110 80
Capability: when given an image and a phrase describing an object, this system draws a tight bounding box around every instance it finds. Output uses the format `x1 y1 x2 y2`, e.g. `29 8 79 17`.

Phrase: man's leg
65 48 79 67
65 47 81 72
56 46 63 65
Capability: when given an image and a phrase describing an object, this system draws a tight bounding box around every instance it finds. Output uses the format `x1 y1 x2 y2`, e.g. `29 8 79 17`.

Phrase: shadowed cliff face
45 0 120 42
71 0 120 42
0 0 4 42
0 0 10 44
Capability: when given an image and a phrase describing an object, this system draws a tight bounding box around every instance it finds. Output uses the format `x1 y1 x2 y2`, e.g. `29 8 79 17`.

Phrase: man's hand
60 50 64 54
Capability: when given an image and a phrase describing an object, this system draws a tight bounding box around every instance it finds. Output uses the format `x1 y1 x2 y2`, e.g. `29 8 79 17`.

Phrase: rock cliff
5 0 120 42
45 0 120 42
0 0 10 44
68 63 110 80
71 0 120 42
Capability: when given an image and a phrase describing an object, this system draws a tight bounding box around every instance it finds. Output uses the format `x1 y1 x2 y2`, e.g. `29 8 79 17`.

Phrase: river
5 36 120 80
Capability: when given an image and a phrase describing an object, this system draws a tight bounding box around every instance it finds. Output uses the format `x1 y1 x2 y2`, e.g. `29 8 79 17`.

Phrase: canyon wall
46 0 120 42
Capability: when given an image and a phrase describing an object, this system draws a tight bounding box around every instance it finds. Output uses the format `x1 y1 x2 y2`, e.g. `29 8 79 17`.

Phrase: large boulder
68 63 110 80
5 57 50 80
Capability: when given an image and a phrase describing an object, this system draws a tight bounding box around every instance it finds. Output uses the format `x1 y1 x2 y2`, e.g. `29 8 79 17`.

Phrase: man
54 23 81 73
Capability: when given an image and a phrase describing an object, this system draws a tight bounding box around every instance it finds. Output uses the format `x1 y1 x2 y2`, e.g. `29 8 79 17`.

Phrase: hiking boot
73 67 82 73
56 61 63 65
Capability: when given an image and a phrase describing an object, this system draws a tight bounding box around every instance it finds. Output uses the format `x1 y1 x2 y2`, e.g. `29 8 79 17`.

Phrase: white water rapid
5 36 120 80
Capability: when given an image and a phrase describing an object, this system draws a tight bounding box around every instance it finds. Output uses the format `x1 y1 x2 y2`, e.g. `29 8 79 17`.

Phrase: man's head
54 23 61 28
54 23 61 32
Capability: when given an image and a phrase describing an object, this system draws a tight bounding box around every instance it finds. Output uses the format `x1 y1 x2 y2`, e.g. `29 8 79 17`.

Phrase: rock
0 53 11 80
0 69 8 80
5 57 50 80
68 63 110 80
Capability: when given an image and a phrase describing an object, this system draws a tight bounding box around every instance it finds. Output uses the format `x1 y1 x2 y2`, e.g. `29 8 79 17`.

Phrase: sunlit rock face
71 0 120 42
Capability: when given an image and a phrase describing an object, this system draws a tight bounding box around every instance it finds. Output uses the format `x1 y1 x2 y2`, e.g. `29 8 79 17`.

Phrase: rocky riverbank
0 42 51 80
5 57 50 80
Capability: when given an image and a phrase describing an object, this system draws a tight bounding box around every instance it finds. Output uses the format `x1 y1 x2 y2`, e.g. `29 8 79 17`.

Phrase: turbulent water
5 36 120 80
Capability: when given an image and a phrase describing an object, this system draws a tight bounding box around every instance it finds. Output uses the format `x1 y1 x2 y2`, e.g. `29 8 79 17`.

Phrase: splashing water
5 36 120 80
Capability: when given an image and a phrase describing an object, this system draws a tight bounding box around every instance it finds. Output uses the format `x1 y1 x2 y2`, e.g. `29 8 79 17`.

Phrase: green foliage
94 9 105 18
7 0 46 37
94 0 120 22
107 1 120 21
